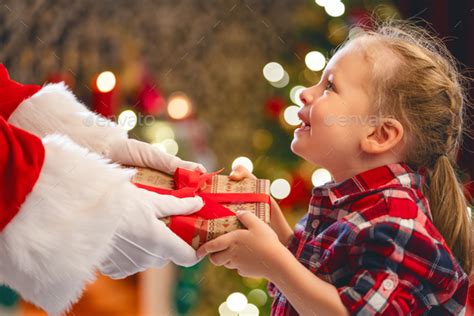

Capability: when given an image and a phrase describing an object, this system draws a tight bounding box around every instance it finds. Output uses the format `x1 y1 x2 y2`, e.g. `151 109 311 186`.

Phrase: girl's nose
299 88 313 106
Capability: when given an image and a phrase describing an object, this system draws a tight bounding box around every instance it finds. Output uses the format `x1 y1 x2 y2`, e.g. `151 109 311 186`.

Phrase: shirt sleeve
337 219 467 315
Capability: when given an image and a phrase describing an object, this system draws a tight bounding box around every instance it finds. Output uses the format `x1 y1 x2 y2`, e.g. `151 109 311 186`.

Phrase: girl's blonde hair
346 20 473 273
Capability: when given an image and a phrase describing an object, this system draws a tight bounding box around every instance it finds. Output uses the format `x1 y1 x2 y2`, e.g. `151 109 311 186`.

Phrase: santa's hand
100 189 204 279
7 82 205 174
107 138 206 174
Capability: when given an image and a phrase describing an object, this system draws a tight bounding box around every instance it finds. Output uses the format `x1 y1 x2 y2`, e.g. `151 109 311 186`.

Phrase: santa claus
0 64 205 315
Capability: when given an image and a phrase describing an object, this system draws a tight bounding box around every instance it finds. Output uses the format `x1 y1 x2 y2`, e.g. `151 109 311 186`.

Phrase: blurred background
0 0 473 315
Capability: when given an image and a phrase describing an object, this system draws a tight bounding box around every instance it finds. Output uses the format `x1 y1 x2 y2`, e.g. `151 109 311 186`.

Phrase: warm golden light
232 156 254 173
167 93 191 120
96 71 116 93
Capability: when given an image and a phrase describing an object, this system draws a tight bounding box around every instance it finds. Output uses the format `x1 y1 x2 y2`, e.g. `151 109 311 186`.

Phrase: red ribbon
134 168 270 245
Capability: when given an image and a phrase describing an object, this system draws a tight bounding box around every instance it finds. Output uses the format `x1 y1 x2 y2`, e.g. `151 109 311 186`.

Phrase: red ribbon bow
134 168 270 244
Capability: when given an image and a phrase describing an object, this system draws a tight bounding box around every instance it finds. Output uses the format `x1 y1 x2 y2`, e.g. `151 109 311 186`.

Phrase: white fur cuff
0 135 135 315
8 82 127 155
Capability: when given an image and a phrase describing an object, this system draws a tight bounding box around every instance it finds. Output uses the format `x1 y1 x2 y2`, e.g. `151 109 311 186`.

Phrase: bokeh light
96 71 116 93
161 138 179 156
232 156 254 173
242 277 264 288
327 19 349 45
263 62 285 82
312 168 332 187
144 121 175 143
283 105 302 126
239 303 259 316
168 93 191 120
247 289 268 307
226 292 248 313
270 178 291 199
218 302 238 316
270 70 290 88
117 110 137 131
305 51 326 71
315 0 329 7
289 85 306 106
325 1 345 17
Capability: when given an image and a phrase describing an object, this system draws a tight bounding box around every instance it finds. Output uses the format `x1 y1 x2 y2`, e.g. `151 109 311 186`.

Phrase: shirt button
311 219 319 229
382 279 394 290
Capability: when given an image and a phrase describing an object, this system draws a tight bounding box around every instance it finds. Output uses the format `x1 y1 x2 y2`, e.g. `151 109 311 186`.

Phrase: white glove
7 81 208 279
100 138 207 278
100 188 204 279
106 138 206 174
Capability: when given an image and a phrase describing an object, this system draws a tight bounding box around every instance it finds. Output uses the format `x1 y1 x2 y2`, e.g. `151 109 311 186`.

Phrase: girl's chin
290 140 324 165
290 139 305 157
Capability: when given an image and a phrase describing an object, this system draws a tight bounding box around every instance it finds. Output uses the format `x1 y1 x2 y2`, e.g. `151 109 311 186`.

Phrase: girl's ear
360 118 404 154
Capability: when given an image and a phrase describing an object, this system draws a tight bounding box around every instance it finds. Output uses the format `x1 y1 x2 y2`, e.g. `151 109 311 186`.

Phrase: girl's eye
325 80 334 91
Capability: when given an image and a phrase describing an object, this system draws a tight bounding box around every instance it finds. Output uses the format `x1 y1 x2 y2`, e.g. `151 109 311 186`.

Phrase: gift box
131 167 271 249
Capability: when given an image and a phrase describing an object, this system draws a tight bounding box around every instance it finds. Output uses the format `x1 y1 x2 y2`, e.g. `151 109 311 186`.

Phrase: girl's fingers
209 250 232 266
229 165 257 181
224 261 238 270
197 232 235 257
236 211 262 230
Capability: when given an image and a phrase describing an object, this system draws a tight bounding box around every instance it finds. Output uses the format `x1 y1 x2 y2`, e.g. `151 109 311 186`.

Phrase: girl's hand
230 164 280 220
196 211 284 279
229 164 257 181
231 165 294 245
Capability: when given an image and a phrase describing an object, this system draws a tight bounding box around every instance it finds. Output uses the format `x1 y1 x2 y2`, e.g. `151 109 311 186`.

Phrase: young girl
197 21 472 315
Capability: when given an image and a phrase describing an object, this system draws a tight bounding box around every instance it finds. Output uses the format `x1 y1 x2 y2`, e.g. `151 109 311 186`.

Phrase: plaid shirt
269 163 468 315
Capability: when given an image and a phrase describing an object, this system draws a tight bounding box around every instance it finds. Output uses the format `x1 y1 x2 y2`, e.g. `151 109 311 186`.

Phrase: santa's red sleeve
0 65 163 315
0 117 44 230
0 118 141 315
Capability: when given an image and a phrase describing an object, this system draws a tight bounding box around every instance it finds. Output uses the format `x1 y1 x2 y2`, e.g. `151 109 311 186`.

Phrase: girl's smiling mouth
295 122 311 134
295 112 311 134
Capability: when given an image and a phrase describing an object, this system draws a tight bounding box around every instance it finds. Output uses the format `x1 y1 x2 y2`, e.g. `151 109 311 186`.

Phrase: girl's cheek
310 105 330 127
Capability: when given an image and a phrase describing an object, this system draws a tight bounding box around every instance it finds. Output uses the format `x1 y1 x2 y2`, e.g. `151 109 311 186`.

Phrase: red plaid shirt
269 163 468 315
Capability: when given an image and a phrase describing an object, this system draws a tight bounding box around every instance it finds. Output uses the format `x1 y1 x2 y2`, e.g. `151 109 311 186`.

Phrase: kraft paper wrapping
131 167 271 249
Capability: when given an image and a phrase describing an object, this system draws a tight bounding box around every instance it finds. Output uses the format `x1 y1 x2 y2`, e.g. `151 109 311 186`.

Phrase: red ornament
45 72 75 89
91 73 118 119
265 96 286 119
135 73 165 115
347 8 373 30
464 181 474 202
279 174 312 209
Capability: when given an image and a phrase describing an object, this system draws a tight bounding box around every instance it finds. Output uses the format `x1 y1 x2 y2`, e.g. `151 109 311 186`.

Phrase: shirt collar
313 162 426 206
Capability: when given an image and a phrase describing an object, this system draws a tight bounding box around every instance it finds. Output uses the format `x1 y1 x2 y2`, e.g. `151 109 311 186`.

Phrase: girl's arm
269 197 294 245
229 165 293 244
268 245 349 316
198 212 349 316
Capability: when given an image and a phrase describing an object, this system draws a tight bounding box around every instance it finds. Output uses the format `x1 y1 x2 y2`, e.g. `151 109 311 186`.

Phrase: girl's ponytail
428 155 472 273
344 21 474 273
